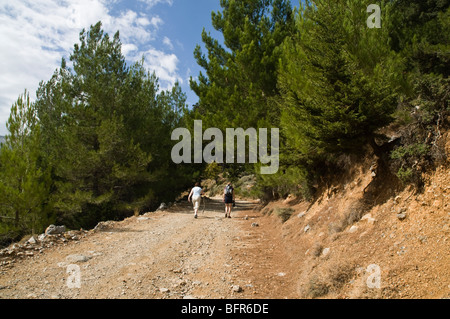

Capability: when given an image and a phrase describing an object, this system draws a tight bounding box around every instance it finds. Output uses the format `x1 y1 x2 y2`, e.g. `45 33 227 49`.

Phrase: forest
0 0 448 246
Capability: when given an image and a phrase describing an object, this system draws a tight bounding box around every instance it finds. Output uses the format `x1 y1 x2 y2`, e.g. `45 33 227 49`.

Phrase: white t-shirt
191 186 202 198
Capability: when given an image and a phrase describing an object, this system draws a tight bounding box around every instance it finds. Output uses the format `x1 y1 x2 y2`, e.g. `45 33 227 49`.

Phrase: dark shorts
224 195 233 204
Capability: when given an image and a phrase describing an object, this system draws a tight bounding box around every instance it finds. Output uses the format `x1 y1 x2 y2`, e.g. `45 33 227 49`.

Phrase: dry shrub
261 207 274 216
328 202 365 234
307 276 329 298
311 242 324 258
305 262 356 298
274 208 295 223
328 263 356 291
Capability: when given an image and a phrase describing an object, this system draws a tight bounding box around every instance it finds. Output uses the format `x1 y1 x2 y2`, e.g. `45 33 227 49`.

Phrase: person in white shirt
188 182 204 219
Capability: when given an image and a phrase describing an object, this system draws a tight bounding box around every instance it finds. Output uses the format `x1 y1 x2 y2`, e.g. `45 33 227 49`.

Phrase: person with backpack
188 182 204 219
223 182 235 218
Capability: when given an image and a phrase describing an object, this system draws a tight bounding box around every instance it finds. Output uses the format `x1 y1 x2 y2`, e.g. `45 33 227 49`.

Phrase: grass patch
273 208 295 223
261 207 274 216
307 276 329 298
305 262 356 298
311 242 324 258
328 203 365 234
328 263 356 290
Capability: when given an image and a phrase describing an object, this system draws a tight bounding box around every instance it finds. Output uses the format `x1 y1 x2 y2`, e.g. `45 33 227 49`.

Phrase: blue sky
0 0 225 135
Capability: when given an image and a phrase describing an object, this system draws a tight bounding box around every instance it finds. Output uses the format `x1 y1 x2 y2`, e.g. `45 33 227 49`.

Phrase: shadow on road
169 197 258 215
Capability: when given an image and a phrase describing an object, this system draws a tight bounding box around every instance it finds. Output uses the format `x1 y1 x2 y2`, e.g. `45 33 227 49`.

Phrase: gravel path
0 198 297 299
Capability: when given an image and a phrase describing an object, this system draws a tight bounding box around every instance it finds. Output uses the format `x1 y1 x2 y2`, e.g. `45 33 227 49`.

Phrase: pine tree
0 90 52 237
35 22 189 228
387 1 450 184
190 0 295 131
279 0 399 161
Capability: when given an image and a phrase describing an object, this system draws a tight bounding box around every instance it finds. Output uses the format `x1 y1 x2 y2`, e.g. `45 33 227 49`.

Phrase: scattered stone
397 213 407 221
65 254 91 263
348 225 359 233
251 222 259 227
418 235 428 244
432 200 441 208
244 215 249 220
159 287 170 293
304 225 311 233
369 164 377 176
322 247 331 257
361 213 376 225
157 203 167 211
45 225 66 235
93 221 115 232
298 212 306 218
232 285 242 293
27 236 37 245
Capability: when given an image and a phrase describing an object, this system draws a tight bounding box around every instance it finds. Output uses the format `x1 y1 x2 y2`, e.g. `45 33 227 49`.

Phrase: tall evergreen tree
35 22 189 228
0 90 52 237
279 0 400 161
190 0 295 131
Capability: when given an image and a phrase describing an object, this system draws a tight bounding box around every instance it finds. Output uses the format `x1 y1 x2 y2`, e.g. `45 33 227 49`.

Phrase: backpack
225 185 233 196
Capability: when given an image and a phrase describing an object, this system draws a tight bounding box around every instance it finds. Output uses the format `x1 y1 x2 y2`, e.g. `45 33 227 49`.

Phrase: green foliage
385 3 450 187
0 90 53 239
410 74 450 126
395 167 415 185
390 0 450 76
279 0 399 159
203 162 222 181
188 0 448 199
256 165 311 201
34 22 192 229
189 0 295 131
390 142 431 186
391 143 429 160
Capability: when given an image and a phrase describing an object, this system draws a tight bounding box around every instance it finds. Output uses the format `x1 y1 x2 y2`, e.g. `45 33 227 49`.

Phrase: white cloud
163 36 174 50
138 0 173 8
0 0 180 135
140 48 182 90
122 43 139 56
107 10 154 43
149 15 163 28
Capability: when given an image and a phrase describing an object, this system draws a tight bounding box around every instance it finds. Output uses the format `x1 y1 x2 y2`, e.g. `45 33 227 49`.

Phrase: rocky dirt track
0 198 297 299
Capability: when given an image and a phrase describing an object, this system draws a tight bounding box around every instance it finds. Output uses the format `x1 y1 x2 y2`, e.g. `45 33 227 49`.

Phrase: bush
328 263 356 291
256 166 312 202
311 242 324 258
390 142 430 186
274 208 295 223
203 162 222 182
307 276 329 298
328 203 364 234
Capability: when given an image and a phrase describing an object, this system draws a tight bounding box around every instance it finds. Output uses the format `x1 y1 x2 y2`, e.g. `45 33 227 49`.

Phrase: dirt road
0 198 298 299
